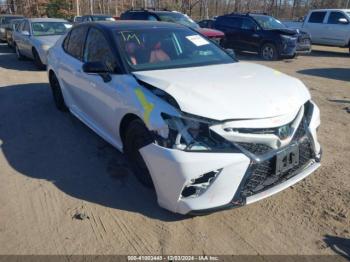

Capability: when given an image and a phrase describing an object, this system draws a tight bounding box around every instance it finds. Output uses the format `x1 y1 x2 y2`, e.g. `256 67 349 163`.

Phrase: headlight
158 113 236 152
41 44 51 51
281 35 296 42
0 28 5 33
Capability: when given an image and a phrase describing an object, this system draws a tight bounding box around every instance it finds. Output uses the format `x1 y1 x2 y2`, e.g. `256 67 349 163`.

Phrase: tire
15 44 24 60
124 119 155 188
33 49 46 70
49 72 68 112
260 43 278 61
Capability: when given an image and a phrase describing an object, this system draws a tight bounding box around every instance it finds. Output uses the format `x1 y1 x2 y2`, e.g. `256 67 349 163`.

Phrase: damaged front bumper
140 102 321 215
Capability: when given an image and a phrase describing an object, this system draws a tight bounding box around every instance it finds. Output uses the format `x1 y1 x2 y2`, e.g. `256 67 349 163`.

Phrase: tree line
2 0 350 20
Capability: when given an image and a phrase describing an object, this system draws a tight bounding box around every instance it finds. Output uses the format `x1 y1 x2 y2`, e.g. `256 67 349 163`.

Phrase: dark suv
120 9 224 43
214 13 311 60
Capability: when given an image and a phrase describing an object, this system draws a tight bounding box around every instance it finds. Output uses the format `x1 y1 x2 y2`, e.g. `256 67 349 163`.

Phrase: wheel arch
119 113 144 147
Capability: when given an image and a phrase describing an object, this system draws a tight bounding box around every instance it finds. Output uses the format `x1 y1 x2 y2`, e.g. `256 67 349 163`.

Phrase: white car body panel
47 25 321 215
133 63 310 121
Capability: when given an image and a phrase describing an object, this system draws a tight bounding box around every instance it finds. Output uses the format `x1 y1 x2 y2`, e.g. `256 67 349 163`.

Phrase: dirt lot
0 43 349 257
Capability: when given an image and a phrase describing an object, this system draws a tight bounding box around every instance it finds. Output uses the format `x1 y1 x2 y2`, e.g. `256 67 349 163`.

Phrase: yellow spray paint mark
135 87 154 125
274 70 282 76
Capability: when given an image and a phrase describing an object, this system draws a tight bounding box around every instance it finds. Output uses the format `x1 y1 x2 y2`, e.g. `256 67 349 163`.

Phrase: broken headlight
157 113 237 152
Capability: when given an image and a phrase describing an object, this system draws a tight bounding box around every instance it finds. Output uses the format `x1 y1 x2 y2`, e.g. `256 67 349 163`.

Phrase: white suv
47 21 322 215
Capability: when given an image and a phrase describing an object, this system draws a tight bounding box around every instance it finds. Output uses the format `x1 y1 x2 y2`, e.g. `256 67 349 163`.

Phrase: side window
66 26 88 60
147 15 158 21
63 32 70 52
84 28 116 72
220 17 242 29
17 21 24 31
22 21 30 33
308 12 326 23
241 18 256 30
130 12 148 20
328 12 348 24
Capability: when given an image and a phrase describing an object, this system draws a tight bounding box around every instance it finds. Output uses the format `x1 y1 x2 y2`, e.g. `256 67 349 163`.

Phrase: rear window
308 12 326 23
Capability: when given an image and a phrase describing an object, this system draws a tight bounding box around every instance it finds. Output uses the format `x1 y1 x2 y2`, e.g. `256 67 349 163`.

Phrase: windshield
347 12 350 17
115 28 234 72
31 22 72 36
92 16 115 21
252 15 286 30
157 12 200 29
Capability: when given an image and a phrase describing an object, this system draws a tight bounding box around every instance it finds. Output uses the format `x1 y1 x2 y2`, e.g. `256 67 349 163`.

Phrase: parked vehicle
73 16 83 23
5 18 23 48
120 9 224 43
81 14 115 22
47 21 321 215
13 18 72 69
214 13 312 60
285 9 350 53
0 14 24 42
198 19 215 29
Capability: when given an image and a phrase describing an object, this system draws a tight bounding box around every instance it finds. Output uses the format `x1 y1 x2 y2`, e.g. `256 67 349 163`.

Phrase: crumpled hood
270 28 300 36
133 62 311 121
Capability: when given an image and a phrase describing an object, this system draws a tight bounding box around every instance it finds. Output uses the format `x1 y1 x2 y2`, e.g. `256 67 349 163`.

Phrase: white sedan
47 21 322 215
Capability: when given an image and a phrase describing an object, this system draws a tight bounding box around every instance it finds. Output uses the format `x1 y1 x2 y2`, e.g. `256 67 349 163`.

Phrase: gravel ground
0 43 349 257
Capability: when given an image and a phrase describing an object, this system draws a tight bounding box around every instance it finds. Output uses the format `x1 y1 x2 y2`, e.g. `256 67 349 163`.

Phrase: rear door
58 25 89 114
214 16 242 49
239 17 261 52
303 11 327 44
21 21 33 57
324 11 350 46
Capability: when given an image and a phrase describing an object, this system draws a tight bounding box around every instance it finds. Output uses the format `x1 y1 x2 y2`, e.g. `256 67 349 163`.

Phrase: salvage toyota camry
47 21 321 215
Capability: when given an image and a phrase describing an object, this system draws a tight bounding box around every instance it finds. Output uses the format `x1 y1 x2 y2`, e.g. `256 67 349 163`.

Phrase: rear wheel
261 43 278 61
124 119 155 188
49 72 68 112
33 49 46 70
15 44 24 60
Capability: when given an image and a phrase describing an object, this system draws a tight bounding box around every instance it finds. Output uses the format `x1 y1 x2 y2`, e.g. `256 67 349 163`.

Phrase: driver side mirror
83 61 112 82
338 18 349 24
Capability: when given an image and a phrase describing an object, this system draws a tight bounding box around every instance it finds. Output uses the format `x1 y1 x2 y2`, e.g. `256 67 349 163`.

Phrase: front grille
239 137 314 198
237 142 272 155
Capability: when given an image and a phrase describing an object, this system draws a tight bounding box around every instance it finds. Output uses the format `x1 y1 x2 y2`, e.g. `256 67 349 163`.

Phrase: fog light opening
181 169 222 198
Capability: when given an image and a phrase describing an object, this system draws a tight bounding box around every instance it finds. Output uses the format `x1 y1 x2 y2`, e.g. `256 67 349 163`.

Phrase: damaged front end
135 78 321 215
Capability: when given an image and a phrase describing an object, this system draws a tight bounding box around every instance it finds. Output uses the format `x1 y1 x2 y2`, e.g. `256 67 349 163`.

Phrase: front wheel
49 72 68 112
124 119 155 188
260 43 278 61
33 49 46 70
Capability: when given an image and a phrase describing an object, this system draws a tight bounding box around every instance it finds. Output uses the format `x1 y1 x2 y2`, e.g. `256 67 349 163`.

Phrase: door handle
89 82 96 88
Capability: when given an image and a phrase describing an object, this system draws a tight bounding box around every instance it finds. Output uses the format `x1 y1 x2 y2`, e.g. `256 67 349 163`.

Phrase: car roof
0 14 24 17
26 18 68 22
310 9 350 12
81 20 184 30
9 18 23 23
125 10 183 15
83 14 112 17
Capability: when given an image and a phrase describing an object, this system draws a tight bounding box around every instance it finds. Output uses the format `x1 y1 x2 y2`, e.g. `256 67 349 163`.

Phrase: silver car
0 15 24 42
13 18 72 69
